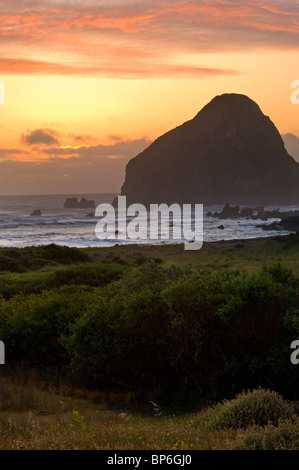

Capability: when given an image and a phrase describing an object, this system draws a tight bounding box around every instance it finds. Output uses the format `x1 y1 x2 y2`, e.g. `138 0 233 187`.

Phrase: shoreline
64 231 295 248
0 231 293 251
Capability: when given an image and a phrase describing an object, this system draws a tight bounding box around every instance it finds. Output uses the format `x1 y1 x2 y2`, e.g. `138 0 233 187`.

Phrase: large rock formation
119 94 299 206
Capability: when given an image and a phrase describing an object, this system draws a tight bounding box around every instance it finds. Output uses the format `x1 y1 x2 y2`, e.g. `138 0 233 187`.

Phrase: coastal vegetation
1 235 299 449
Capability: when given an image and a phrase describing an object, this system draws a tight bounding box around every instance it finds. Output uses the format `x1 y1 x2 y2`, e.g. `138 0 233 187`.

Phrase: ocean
0 193 295 248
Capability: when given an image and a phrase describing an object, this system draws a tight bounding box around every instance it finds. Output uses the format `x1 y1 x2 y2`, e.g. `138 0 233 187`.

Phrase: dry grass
0 378 299 450
0 378 222 450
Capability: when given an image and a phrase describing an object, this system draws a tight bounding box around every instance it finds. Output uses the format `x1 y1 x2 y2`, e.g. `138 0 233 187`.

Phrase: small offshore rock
30 209 41 216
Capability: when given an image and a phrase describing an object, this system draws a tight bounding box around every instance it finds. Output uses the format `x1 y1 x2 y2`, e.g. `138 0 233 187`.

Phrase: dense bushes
0 244 90 272
1 257 299 404
66 262 299 402
158 264 299 399
0 263 127 299
0 286 98 370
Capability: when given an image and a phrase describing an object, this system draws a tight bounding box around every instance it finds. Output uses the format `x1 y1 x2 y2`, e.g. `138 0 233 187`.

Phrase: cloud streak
0 135 152 193
43 137 152 158
0 57 238 78
0 0 298 78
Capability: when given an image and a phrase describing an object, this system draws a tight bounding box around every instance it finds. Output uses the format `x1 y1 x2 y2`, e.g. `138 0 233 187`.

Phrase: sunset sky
0 0 299 195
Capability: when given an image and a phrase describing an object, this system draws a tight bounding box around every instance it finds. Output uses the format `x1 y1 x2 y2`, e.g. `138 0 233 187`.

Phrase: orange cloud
0 1 298 78
0 56 238 78
247 21 299 33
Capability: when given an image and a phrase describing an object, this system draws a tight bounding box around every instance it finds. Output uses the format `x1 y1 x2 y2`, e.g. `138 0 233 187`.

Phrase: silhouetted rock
264 210 281 218
219 203 240 219
210 203 284 223
119 93 299 206
279 216 299 231
30 210 41 216
240 207 254 217
218 224 225 230
64 197 95 209
261 222 283 231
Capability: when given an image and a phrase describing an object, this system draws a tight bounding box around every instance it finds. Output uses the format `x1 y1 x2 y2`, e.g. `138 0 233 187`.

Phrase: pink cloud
0 1 298 78
0 56 238 78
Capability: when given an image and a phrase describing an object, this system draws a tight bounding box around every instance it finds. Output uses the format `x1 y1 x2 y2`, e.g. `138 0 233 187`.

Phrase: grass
83 233 299 275
0 378 299 450
1 233 299 276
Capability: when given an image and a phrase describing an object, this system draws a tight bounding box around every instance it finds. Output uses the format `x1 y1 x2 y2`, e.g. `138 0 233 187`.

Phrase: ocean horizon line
0 192 119 198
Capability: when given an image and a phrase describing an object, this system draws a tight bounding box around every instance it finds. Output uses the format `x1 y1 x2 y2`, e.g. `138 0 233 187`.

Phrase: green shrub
0 244 90 272
0 263 127 299
51 263 127 288
0 286 98 369
212 388 295 430
1 258 299 404
65 262 299 400
160 264 299 399
67 288 170 389
0 254 23 273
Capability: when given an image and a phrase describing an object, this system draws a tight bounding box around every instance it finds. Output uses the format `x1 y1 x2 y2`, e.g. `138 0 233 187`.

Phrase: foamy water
0 194 295 248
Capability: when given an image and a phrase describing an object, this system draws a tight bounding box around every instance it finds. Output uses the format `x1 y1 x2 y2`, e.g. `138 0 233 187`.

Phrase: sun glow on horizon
0 0 298 194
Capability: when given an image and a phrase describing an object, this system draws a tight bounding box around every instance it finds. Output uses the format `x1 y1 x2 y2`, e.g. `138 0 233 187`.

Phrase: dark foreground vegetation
0 384 299 450
1 235 299 449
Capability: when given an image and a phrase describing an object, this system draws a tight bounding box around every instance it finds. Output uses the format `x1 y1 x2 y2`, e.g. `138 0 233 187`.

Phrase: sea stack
64 197 95 209
119 93 299 206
